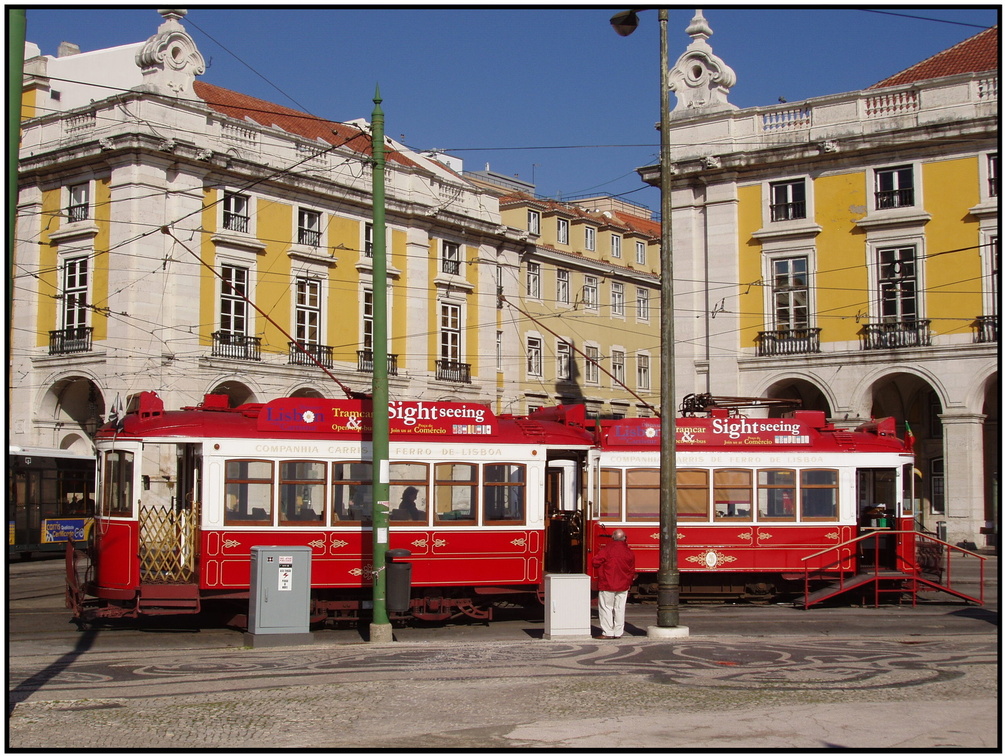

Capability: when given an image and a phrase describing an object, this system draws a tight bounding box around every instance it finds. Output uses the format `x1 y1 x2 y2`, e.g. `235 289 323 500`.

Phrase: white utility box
543 573 592 640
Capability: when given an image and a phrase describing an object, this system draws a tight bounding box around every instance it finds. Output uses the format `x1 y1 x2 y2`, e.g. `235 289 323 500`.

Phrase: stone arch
752 374 834 419
36 374 105 447
847 364 949 421
288 384 326 399
206 379 258 408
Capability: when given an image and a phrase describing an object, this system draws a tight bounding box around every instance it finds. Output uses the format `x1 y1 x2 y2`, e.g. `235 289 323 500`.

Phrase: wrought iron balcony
435 359 471 383
860 319 931 350
356 349 398 375
211 331 261 360
49 326 93 355
875 188 914 209
769 201 806 222
222 212 249 233
972 315 998 343
289 342 334 369
755 327 821 357
297 228 321 247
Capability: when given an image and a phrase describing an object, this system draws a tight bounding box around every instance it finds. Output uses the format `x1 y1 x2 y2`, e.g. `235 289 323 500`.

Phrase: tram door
856 468 900 569
544 458 584 573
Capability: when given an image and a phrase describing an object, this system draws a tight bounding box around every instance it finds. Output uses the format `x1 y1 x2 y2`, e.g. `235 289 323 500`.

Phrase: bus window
433 463 476 524
483 464 525 523
801 469 838 520
390 462 429 524
103 450 134 517
714 469 752 521
758 469 796 521
599 468 622 521
278 461 326 525
678 469 709 521
224 460 273 525
332 462 372 524
626 468 659 521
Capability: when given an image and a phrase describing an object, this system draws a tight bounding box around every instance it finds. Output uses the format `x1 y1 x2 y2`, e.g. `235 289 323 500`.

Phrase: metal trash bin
936 521 947 542
385 548 412 614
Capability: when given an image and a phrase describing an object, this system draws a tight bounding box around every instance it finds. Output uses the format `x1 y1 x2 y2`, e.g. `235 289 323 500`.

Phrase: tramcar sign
258 398 496 437
606 417 811 447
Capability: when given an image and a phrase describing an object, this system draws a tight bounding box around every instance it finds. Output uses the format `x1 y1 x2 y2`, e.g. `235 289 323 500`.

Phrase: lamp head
610 9 640 37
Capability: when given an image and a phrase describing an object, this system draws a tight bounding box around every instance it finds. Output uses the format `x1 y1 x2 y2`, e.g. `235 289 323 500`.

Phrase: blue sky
21 5 999 215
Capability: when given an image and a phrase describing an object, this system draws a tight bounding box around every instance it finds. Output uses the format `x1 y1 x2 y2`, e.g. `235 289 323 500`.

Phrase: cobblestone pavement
8 633 998 750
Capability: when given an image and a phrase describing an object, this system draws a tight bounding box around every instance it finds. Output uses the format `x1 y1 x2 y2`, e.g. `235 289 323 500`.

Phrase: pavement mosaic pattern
8 635 998 749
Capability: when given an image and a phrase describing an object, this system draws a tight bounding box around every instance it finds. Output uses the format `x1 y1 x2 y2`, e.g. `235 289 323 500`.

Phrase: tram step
137 583 201 614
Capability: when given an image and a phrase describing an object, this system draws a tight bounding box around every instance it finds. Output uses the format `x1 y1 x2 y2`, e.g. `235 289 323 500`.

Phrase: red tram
66 391 914 623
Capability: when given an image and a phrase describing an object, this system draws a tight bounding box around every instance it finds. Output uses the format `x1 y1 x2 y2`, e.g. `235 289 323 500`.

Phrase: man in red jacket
592 529 636 639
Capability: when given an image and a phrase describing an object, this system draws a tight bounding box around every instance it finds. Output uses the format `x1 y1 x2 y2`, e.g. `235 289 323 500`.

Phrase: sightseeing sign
257 398 497 437
605 416 812 448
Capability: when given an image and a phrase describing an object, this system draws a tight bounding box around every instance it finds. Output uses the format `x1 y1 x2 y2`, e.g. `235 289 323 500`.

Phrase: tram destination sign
606 417 812 447
258 398 496 437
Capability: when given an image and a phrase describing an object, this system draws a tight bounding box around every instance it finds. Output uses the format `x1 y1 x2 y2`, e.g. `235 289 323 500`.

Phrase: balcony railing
211 331 261 361
875 188 914 209
972 315 998 343
49 326 93 355
289 342 334 369
297 228 321 247
222 212 249 233
435 359 471 383
67 204 88 223
860 320 931 350
769 201 806 222
356 350 398 375
755 327 821 357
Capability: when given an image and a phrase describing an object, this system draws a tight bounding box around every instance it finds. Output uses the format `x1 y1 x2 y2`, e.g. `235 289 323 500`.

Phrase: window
878 246 917 322
527 337 543 376
757 469 796 520
875 166 914 209
294 277 321 347
434 463 476 524
331 461 372 523
298 209 322 247
526 262 541 299
102 450 133 516
584 226 596 251
483 464 525 523
440 303 461 363
223 191 250 233
527 210 541 236
599 468 622 520
636 354 650 390
362 289 374 351
556 269 570 305
62 257 89 332
583 276 598 310
67 183 89 223
442 241 461 276
224 460 274 525
390 462 428 523
611 350 625 386
557 218 569 244
279 461 325 525
636 288 650 321
635 241 646 266
801 469 838 519
611 282 625 316
678 469 709 520
557 340 572 380
989 154 999 197
611 235 622 258
930 457 945 515
220 265 249 336
772 257 809 330
626 468 660 521
585 345 600 384
713 469 753 521
770 179 806 221
364 222 374 257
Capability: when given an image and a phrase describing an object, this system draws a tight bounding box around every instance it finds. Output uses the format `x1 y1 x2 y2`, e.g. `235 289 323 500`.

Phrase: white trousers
597 590 628 637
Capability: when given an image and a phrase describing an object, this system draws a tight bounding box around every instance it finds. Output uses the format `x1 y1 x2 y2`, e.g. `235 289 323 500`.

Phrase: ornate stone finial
668 9 737 116
135 8 205 98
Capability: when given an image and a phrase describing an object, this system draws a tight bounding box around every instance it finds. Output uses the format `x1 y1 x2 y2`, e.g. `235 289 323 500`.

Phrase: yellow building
642 13 998 546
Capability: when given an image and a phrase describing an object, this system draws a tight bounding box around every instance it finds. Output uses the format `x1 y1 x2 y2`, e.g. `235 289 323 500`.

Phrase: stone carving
135 9 206 98
668 10 737 115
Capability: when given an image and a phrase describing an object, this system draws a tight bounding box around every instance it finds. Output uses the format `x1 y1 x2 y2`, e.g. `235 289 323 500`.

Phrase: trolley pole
369 86 393 643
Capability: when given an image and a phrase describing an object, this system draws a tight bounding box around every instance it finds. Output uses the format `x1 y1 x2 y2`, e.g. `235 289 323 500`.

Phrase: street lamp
611 9 686 637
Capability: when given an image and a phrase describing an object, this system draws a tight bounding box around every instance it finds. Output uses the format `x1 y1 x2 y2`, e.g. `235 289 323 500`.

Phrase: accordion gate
139 503 199 583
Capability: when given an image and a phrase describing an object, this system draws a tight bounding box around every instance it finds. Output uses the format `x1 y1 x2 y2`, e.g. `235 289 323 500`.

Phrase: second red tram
67 392 913 622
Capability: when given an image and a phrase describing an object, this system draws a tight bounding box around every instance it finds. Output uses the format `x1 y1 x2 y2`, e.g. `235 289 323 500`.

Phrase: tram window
484 464 526 523
390 463 428 524
278 461 326 526
332 462 372 524
103 450 134 516
758 469 796 521
801 469 838 520
433 463 476 524
626 468 660 521
714 469 752 521
678 469 709 520
599 469 622 521
224 460 274 525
